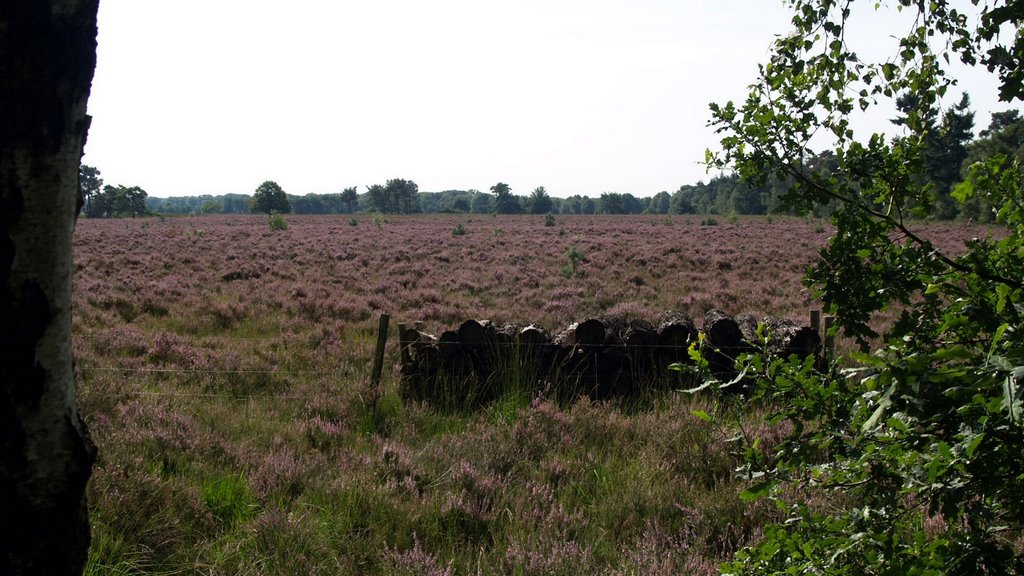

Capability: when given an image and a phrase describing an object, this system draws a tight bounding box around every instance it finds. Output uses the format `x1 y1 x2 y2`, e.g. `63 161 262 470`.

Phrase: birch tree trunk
1 1 100 574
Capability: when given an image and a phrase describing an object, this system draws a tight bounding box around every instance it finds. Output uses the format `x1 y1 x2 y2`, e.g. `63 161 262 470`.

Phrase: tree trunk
1 2 99 574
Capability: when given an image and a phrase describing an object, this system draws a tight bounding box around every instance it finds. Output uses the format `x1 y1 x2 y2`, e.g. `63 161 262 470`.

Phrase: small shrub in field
544 213 556 227
268 212 288 231
349 218 358 226
700 217 718 226
726 212 739 225
563 245 584 278
372 212 387 228
492 227 504 238
452 223 467 236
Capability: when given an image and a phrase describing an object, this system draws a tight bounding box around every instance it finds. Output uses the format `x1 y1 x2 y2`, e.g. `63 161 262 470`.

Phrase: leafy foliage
365 179 420 214
78 164 149 219
341 186 359 214
705 1 1024 574
490 182 523 214
268 212 288 231
78 163 103 215
86 184 149 218
250 180 290 214
528 186 554 214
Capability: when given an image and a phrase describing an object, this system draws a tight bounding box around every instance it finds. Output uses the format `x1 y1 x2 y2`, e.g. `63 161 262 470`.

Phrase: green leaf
986 323 1006 358
995 283 1011 313
849 351 886 367
683 379 716 394
862 385 894 431
1003 373 1023 424
719 366 750 389
952 178 974 203
965 433 985 459
740 480 774 501
692 409 714 422
933 346 973 361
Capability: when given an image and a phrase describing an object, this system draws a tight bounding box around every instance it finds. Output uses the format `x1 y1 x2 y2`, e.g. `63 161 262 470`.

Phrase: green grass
201 474 257 528
74 214 889 574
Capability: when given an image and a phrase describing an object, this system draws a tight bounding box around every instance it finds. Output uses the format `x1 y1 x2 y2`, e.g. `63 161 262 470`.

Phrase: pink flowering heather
71 214 998 574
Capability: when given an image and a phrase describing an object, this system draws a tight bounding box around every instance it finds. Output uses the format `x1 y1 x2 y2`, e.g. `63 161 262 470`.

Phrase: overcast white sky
83 0 1008 198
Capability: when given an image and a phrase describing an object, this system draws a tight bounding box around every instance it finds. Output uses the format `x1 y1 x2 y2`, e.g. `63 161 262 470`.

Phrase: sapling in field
562 244 584 278
268 211 288 231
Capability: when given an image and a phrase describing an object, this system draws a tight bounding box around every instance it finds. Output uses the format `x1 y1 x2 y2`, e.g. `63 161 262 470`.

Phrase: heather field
73 214 994 575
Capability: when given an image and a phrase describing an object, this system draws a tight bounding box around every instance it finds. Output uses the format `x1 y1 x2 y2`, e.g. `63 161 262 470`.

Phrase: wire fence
74 312 831 403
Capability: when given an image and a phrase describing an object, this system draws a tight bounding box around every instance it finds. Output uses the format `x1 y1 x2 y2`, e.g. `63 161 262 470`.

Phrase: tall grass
72 215 992 574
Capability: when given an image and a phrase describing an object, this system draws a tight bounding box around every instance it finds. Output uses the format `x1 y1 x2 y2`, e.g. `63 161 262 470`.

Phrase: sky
83 0 1009 199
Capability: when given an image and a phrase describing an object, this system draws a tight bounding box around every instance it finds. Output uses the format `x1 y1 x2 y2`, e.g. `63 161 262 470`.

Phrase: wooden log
517 325 554 382
397 322 410 372
399 327 438 402
414 345 440 400
656 314 697 367
704 309 742 349
406 312 819 405
657 315 697 348
740 316 821 359
437 330 462 362
573 318 607 347
403 327 437 349
782 326 821 358
622 320 658 384
592 347 631 399
599 315 629 344
549 345 592 402
405 328 439 380
624 319 657 347
701 310 745 387
458 319 493 350
736 314 762 344
491 323 518 346
739 315 792 347
519 324 550 347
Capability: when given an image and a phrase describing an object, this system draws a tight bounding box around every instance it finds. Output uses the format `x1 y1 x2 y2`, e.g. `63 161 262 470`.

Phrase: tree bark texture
1 1 99 574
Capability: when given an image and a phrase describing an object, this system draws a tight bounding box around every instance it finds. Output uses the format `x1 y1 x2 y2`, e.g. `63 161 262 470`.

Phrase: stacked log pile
399 309 821 407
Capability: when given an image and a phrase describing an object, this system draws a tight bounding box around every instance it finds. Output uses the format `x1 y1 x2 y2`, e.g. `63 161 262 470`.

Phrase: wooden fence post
398 322 409 370
371 313 390 390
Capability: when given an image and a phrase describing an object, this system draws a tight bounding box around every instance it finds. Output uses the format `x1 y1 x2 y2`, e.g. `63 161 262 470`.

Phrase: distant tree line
678 98 1024 221
78 165 149 218
89 102 1024 220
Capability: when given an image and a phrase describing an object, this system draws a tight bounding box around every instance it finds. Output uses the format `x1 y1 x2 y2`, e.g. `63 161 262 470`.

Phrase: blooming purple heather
72 214 998 574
